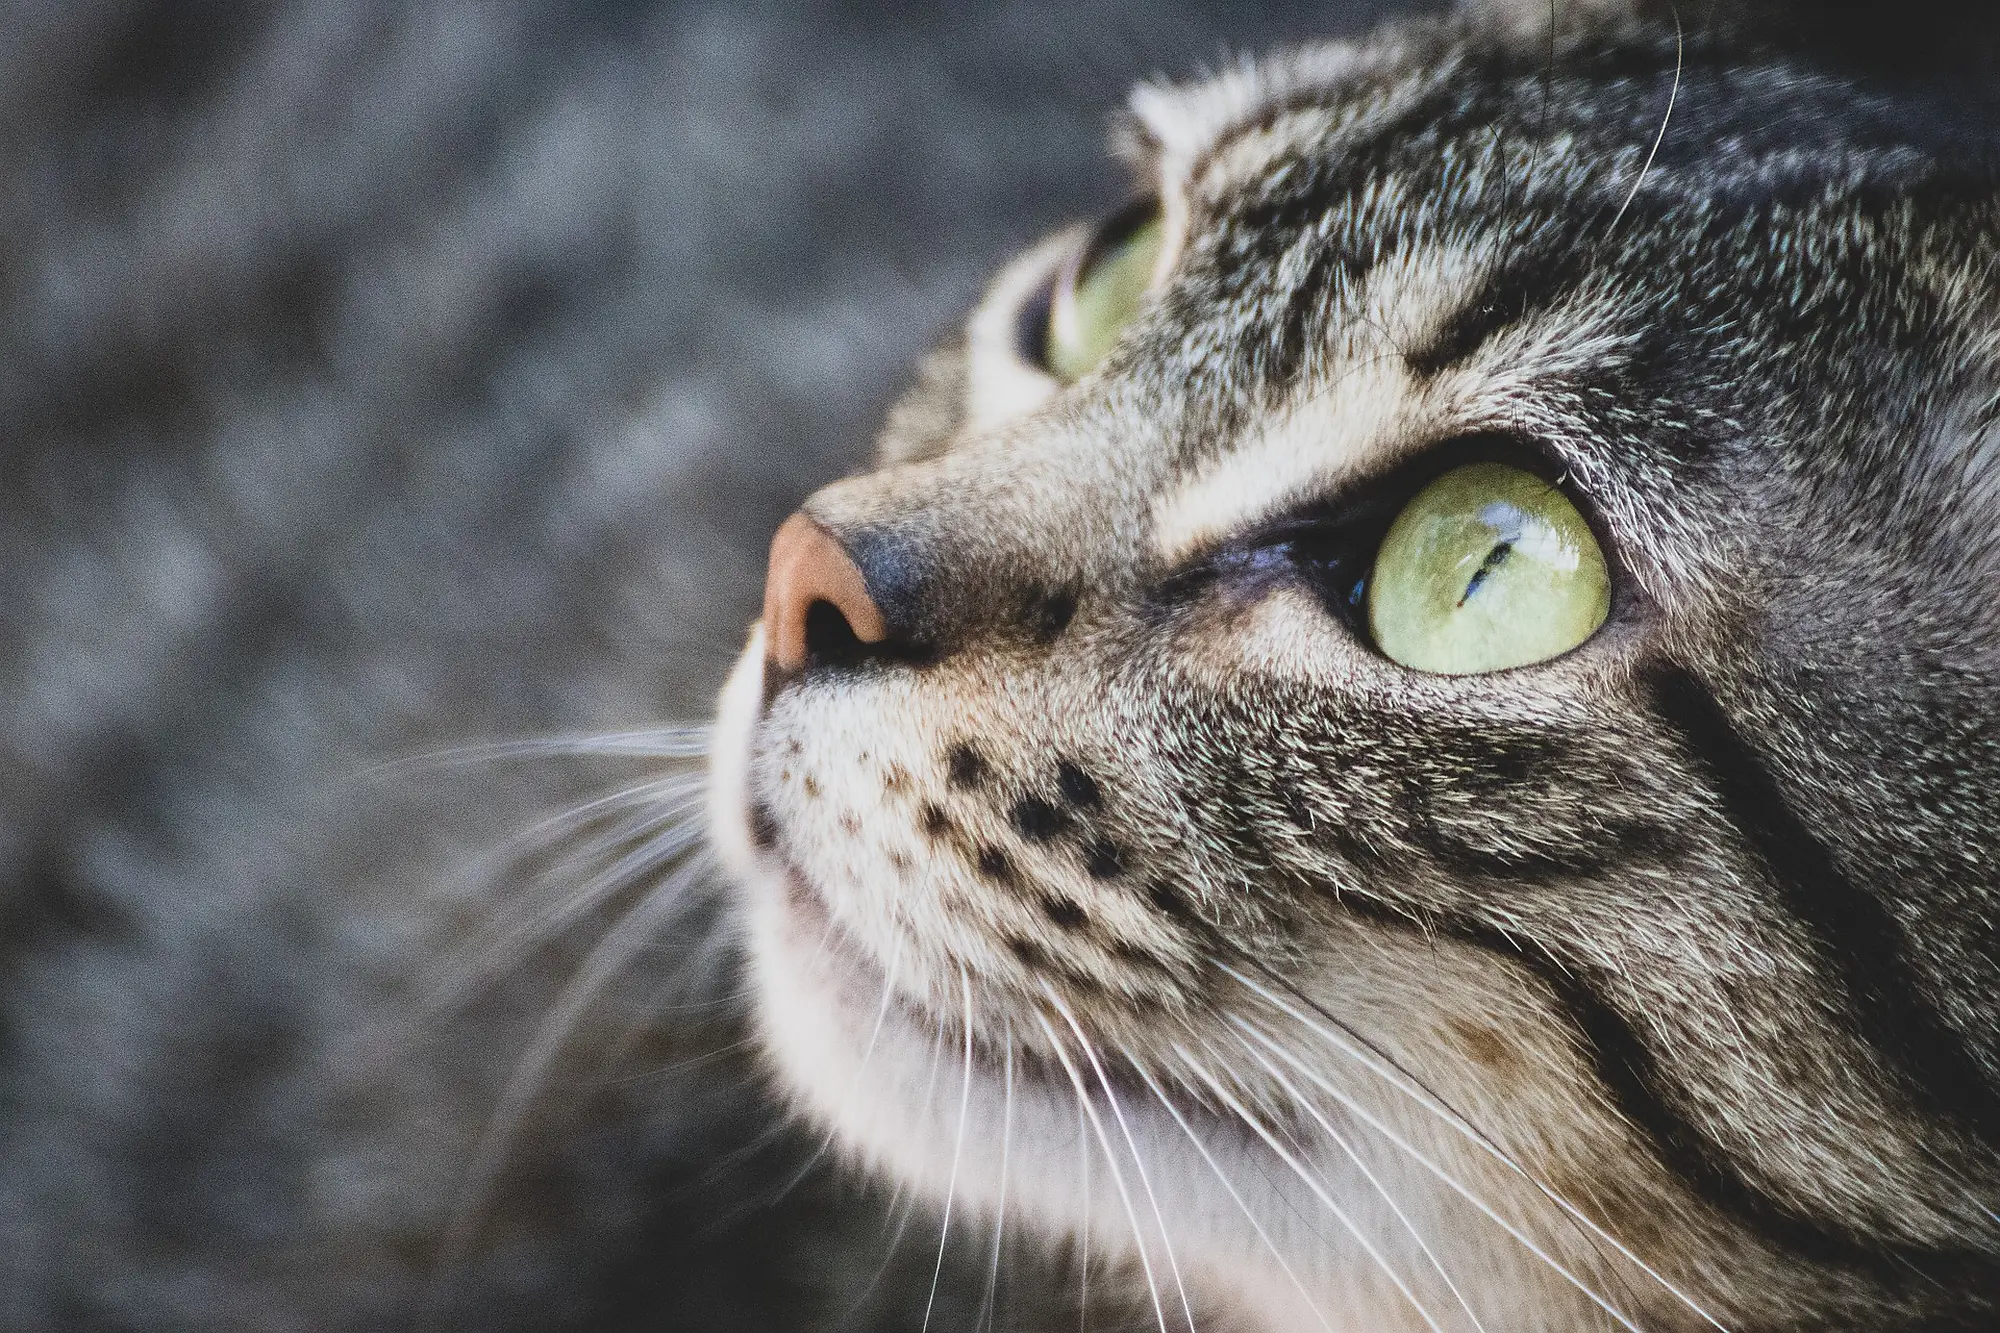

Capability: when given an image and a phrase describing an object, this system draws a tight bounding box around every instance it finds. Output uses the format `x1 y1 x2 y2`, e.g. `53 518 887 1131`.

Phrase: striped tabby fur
713 3 2000 1328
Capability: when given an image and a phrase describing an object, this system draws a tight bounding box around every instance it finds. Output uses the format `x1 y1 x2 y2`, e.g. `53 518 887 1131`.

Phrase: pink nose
761 512 887 672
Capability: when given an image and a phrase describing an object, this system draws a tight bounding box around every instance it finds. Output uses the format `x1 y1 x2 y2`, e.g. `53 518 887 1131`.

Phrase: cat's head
710 5 2000 1328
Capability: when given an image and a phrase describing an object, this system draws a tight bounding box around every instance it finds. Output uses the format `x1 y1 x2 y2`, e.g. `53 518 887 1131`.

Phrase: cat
711 1 2000 1329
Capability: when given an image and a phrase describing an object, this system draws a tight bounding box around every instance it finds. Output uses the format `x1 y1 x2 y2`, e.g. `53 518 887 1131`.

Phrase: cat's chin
737 877 1490 1333
736 849 1270 1308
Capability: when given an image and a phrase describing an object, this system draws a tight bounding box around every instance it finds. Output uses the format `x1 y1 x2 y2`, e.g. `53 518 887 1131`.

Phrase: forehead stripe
1403 240 1593 379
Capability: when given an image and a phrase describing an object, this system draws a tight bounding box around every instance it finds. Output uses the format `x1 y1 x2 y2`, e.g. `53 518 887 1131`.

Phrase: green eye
1367 462 1610 674
1045 212 1163 383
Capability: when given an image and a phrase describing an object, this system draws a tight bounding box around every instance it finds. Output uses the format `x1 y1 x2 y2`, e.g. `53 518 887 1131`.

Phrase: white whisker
363 726 712 778
1042 987 1198 1332
880 1177 910 1238
423 850 712 1323
424 772 702 938
428 792 710 1011
834 1185 926 1332
1226 1030 1489 1333
1217 964 1727 1330
1033 1010 1173 1333
1127 1055 1337 1333
1078 1092 1091 1333
976 1022 1017 1333
1231 1018 1649 1333
464 771 707 874
1172 1041 1450 1333
921 967 979 1333
918 1009 948 1148
1604 3 1682 239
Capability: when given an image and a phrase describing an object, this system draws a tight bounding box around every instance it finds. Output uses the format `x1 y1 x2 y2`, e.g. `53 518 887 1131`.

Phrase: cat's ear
1461 0 2000 77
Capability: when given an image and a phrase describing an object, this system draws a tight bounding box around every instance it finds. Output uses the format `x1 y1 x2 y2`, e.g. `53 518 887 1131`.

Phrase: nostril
803 598 869 668
763 512 889 674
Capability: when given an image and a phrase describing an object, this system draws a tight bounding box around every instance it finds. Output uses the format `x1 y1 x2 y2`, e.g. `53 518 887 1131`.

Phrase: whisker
1079 1093 1091 1333
1218 964 1727 1330
1232 1017 1652 1333
918 1009 948 1151
427 792 710 1011
1032 1010 1173 1333
621 985 757 1016
687 1113 802 1195
362 726 712 778
605 1033 758 1084
1042 988 1199 1332
1604 3 1682 239
425 771 702 933
1226 1029 1490 1333
976 1022 1017 1333
880 1176 911 1238
921 967 979 1333
1126 1054 1337 1333
457 771 707 876
422 851 712 1323
1172 1041 1449 1333
833 1184 927 1332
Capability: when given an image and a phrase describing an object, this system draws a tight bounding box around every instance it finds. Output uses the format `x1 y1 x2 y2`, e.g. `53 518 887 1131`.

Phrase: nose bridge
795 432 1140 660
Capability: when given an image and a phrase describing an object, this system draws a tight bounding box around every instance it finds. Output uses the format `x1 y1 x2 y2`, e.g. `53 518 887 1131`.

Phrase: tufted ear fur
1463 0 2000 76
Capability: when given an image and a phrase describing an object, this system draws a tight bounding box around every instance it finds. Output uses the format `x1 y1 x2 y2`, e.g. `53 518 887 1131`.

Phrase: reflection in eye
1044 205 1163 383
1367 462 1609 674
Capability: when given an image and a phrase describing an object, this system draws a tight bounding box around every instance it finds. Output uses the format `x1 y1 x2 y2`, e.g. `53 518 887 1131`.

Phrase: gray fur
722 3 2000 1329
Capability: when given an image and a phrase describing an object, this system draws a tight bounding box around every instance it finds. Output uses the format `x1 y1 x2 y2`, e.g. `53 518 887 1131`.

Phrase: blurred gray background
0 2 1429 1328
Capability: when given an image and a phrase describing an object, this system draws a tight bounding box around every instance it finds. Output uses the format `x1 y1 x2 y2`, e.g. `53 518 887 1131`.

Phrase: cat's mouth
763 857 1080 1099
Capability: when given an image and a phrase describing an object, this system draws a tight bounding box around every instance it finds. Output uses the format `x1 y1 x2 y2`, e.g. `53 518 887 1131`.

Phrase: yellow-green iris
1367 462 1610 674
1046 217 1163 383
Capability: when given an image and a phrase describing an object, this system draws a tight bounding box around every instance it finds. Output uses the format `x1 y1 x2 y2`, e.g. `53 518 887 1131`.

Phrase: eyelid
961 228 1080 431
1168 434 1609 580
1013 270 1057 367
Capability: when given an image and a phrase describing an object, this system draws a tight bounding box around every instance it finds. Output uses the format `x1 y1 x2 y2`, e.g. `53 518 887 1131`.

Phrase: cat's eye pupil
1456 539 1513 606
1044 201 1164 383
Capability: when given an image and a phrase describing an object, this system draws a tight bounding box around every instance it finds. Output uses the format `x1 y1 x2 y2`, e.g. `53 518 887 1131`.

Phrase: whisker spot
1056 760 1101 809
977 846 1016 883
946 743 987 789
1146 879 1193 921
1042 896 1089 930
1084 839 1125 880
1012 796 1068 841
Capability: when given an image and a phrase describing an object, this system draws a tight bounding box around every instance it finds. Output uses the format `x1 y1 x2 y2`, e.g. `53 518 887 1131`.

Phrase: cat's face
712 16 2000 1331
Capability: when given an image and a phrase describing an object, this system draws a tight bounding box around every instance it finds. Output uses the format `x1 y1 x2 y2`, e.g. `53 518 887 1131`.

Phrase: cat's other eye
1366 461 1610 674
1043 199 1163 383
